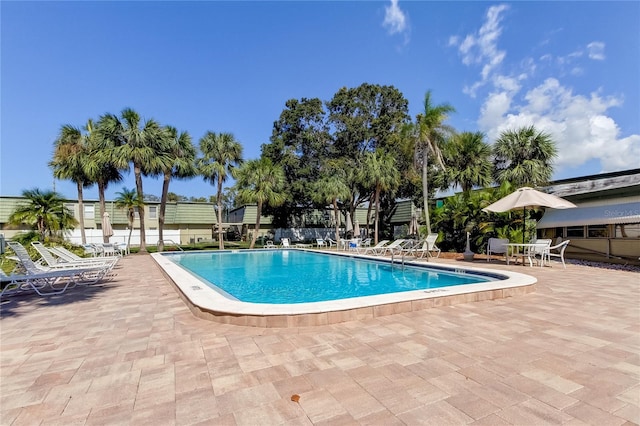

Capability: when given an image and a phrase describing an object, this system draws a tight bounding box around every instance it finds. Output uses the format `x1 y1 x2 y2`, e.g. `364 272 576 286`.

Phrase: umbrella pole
523 206 526 244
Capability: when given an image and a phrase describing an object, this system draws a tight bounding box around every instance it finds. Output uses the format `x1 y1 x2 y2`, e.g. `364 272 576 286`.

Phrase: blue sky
2 1 639 201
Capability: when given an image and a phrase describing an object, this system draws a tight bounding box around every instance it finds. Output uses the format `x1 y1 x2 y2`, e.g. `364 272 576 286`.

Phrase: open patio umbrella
483 187 576 243
102 212 114 242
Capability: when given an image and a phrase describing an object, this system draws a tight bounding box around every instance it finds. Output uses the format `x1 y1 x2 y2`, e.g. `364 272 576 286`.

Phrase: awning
537 202 640 228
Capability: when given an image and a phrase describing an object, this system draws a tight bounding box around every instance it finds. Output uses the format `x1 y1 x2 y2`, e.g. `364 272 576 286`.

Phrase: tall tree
198 132 243 249
9 188 77 241
86 118 124 243
262 97 330 226
443 131 493 193
49 123 91 244
114 187 142 253
235 158 286 249
493 125 558 187
312 166 351 242
327 84 410 219
359 150 400 244
104 108 171 252
157 127 196 251
412 91 456 234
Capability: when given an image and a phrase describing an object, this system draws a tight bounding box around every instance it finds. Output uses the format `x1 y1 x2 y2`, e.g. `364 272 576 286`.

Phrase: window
587 225 609 238
64 203 76 217
134 207 140 219
84 205 95 219
566 226 584 238
149 206 157 219
614 223 640 238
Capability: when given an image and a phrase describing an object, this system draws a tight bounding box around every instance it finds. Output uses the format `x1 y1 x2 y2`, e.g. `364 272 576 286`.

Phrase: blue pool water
167 250 494 304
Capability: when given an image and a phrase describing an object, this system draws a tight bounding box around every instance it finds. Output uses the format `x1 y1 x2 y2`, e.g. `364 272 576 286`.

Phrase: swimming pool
169 250 493 304
151 249 537 327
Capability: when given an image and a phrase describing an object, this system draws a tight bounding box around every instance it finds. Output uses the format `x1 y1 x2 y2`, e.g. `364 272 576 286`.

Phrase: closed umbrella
102 212 114 242
345 212 353 238
354 220 360 239
483 187 576 243
408 214 419 237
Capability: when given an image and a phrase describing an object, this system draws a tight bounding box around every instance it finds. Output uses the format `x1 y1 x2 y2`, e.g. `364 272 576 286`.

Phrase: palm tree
235 158 285 249
86 118 124 242
49 123 92 244
443 131 493 193
157 127 196 251
105 108 171 252
493 125 558 187
114 187 142 252
360 150 400 244
312 168 351 243
9 188 77 241
413 91 456 234
198 132 243 250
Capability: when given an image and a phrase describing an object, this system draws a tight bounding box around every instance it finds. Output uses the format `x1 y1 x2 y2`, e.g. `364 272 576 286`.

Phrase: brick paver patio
1 253 638 425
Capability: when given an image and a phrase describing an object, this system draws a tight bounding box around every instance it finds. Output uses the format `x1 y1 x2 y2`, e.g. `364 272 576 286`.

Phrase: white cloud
587 41 605 60
451 5 639 175
383 0 407 35
450 4 509 96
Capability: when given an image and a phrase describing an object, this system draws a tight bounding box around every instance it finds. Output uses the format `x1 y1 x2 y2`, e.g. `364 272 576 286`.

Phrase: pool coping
150 249 537 327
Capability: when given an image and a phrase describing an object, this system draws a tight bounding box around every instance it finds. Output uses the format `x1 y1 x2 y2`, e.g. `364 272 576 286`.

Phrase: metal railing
157 239 184 252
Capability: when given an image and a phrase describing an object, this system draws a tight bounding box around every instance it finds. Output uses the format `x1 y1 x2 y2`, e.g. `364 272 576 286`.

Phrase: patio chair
358 240 389 255
402 238 437 259
48 246 120 268
7 241 112 284
526 239 552 267
264 240 276 249
280 238 291 248
32 242 116 270
379 239 406 256
1 268 77 297
325 238 337 248
543 239 571 268
487 238 509 262
424 234 441 258
316 239 326 248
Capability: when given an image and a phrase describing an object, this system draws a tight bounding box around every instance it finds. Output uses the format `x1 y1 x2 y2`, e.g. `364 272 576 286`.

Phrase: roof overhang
537 202 640 228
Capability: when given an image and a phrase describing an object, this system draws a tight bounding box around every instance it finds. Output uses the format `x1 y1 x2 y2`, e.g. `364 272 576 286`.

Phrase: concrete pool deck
1 254 638 425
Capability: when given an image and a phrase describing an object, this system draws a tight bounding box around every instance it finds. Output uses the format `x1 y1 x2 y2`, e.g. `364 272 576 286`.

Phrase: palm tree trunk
422 147 432 235
374 187 380 245
134 165 147 252
333 199 340 246
76 181 87 244
98 181 108 243
158 171 170 252
365 197 373 238
127 213 134 251
250 202 262 249
217 180 224 250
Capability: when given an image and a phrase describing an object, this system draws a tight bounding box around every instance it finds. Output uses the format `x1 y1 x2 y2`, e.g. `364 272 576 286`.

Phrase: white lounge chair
1 268 78 297
487 238 509 262
379 239 406 256
316 239 327 248
8 241 112 284
424 234 441 258
280 238 290 248
264 240 276 249
543 239 570 268
48 246 119 267
358 240 389 255
31 242 116 270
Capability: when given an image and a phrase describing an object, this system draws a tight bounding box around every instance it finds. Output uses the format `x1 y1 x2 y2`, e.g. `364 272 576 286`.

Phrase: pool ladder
157 239 184 252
